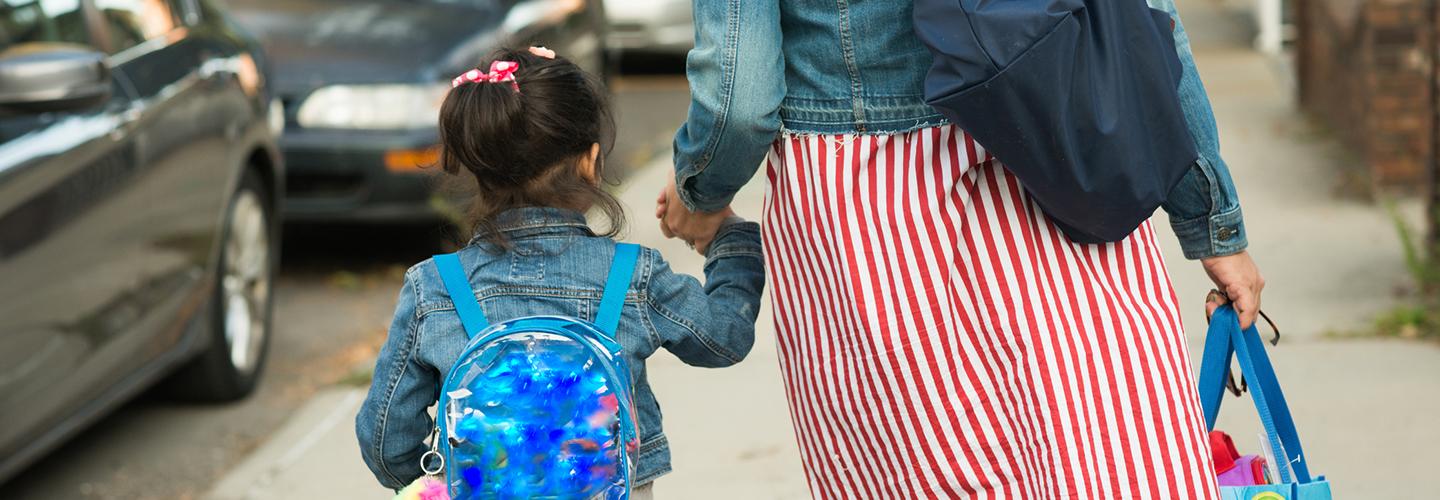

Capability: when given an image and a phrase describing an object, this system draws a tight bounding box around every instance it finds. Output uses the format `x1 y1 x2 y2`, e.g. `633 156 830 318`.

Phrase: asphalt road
2 70 692 500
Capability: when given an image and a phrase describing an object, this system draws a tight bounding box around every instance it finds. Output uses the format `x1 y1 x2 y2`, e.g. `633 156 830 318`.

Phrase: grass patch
338 365 375 387
1373 200 1440 340
1373 306 1434 339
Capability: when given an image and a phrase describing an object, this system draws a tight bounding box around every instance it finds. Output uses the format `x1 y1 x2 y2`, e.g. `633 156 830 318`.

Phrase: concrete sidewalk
207 3 1440 499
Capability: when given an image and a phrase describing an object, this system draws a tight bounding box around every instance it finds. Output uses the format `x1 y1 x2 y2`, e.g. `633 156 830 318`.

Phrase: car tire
164 168 276 402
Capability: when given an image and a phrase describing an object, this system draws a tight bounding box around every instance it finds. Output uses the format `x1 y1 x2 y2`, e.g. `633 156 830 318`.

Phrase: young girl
355 47 765 499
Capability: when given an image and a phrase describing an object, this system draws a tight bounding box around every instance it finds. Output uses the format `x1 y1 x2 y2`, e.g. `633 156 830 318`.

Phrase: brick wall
1297 0 1432 186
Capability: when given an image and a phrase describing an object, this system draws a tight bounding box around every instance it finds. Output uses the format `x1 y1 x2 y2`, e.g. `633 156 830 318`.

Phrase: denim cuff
704 218 763 263
676 172 737 213
632 435 672 486
1169 204 1248 260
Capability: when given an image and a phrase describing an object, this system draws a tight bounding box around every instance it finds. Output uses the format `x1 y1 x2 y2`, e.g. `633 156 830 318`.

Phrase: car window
0 0 89 52
93 0 179 54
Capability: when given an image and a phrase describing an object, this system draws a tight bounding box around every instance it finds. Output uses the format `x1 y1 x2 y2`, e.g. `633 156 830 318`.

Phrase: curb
204 388 387 500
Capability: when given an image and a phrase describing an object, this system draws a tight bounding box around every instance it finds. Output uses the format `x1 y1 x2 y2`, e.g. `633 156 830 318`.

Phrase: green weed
1377 200 1440 339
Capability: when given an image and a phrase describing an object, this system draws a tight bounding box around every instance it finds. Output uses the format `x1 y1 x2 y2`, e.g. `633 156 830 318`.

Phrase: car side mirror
0 43 111 114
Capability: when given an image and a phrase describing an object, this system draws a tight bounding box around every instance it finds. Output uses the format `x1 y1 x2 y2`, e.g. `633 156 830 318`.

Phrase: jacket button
1216 227 1237 241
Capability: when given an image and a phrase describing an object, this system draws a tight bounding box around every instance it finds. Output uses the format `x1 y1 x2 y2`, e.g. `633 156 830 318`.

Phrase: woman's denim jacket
674 0 1246 259
356 207 765 490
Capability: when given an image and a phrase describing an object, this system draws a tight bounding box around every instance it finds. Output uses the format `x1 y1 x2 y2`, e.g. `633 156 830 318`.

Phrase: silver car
606 0 693 55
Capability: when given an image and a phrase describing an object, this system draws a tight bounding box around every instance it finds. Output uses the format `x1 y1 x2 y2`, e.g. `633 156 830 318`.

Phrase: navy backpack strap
594 243 640 336
433 253 489 338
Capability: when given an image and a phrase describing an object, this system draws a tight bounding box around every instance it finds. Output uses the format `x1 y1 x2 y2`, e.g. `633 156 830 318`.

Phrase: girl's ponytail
437 48 622 248
440 74 528 185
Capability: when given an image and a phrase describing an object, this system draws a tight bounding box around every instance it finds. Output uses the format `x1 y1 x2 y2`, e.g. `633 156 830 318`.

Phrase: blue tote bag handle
1196 305 1312 484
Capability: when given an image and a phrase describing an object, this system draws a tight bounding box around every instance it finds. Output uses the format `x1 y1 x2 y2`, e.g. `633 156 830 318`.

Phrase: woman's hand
1200 250 1265 329
656 177 734 255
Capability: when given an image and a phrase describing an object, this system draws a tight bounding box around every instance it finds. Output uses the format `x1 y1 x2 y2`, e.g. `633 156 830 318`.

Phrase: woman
656 0 1264 497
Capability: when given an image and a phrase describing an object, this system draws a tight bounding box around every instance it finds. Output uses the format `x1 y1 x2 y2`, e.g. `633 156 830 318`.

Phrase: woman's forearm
1149 0 1249 259
672 0 787 212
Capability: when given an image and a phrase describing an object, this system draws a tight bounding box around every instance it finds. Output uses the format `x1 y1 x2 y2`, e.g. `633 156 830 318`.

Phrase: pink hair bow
452 60 520 91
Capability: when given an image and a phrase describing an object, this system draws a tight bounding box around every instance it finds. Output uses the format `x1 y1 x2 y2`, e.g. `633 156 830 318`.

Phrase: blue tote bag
1197 306 1333 499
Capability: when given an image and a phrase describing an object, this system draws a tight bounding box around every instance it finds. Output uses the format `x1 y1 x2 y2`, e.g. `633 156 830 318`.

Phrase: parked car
228 0 607 224
605 0 692 56
0 0 282 482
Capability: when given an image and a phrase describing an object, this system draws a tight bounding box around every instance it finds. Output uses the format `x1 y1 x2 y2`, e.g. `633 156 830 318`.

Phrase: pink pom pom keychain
393 475 448 500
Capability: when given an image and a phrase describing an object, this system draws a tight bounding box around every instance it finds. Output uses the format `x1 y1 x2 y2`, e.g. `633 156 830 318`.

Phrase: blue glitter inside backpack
429 244 642 500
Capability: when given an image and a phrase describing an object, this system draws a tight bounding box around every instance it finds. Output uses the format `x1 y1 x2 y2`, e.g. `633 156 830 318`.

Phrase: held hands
655 177 735 255
1200 250 1265 329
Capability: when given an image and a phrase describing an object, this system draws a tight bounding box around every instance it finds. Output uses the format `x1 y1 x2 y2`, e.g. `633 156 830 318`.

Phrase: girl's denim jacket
674 0 1245 260
356 207 765 489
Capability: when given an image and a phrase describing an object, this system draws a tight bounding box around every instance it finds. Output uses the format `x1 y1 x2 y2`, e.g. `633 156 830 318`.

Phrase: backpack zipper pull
420 426 445 476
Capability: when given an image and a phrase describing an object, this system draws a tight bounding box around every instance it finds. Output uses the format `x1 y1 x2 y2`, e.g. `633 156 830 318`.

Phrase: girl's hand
655 182 672 235
1200 250 1265 329
656 177 733 255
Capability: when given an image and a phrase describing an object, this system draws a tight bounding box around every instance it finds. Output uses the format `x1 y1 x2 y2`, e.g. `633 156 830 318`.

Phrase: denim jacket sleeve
645 219 766 367
1150 0 1249 259
672 0 785 212
356 267 435 491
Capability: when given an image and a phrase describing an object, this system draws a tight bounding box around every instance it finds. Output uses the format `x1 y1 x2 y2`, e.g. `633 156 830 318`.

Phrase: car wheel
165 168 275 402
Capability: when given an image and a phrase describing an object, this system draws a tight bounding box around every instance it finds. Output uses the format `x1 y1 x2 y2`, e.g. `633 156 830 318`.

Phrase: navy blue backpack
914 0 1199 243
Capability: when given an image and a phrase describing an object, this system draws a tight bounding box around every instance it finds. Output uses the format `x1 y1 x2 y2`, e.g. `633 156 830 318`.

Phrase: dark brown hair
438 47 623 247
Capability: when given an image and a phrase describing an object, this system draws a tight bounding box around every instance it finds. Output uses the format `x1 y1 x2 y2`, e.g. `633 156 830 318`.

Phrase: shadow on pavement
616 52 688 75
280 222 457 277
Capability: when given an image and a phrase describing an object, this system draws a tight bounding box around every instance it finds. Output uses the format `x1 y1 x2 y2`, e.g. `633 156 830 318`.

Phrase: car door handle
121 107 142 127
108 107 143 141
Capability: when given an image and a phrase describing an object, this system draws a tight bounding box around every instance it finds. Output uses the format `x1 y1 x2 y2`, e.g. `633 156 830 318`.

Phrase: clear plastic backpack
422 243 642 500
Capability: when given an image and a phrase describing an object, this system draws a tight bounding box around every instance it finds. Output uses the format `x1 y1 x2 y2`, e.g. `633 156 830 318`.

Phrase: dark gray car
0 0 282 481
229 0 608 224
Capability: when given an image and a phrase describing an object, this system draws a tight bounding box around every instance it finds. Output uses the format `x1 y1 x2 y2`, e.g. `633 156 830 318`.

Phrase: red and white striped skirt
761 126 1220 499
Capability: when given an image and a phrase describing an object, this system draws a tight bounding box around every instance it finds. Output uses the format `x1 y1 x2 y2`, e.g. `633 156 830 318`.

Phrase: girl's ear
578 143 601 184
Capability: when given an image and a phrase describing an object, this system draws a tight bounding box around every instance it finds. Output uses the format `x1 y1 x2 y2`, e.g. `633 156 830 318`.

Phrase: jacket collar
468 206 594 244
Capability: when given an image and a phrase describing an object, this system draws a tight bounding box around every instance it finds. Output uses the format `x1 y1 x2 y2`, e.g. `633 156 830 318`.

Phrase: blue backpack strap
433 253 489 337
594 243 640 337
